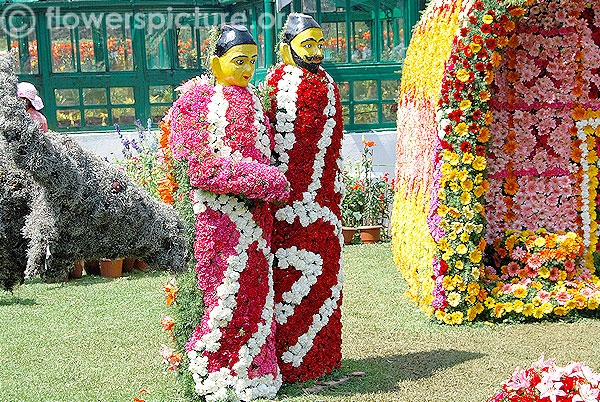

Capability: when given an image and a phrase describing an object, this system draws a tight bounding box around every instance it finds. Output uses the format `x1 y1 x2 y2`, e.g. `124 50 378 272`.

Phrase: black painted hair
213 24 256 57
281 13 321 44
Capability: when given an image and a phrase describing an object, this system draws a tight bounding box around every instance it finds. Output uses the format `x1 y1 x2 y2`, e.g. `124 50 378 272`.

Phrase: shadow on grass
278 349 485 398
0 295 37 306
58 269 170 287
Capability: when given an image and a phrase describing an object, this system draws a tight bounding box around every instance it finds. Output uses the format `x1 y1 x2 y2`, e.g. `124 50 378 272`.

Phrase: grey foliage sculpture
0 53 189 283
0 138 35 290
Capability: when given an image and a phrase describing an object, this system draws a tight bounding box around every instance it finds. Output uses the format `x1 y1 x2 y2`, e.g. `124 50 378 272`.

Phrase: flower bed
489 355 600 402
392 0 600 324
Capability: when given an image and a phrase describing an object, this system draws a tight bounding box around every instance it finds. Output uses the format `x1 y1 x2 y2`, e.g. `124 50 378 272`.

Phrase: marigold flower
456 69 471 82
472 156 487 171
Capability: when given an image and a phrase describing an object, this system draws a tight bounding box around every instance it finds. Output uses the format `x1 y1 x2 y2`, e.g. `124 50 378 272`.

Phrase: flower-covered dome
392 0 600 324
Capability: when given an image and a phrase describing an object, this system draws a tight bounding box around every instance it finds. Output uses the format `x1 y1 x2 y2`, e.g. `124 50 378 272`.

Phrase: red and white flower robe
266 63 345 383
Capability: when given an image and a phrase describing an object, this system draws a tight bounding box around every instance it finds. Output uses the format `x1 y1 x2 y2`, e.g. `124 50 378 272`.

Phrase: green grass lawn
2 243 600 402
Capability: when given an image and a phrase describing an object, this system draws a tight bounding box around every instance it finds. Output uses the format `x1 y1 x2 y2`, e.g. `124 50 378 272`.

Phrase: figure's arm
187 156 289 203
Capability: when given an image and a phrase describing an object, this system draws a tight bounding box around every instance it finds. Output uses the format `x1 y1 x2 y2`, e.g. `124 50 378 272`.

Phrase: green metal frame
2 0 424 132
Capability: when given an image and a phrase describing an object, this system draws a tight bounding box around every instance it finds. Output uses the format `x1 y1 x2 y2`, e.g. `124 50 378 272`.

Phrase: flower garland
161 78 289 401
489 355 600 402
266 63 345 383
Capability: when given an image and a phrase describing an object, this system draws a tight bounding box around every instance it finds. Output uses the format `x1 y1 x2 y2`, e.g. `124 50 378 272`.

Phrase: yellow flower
469 249 482 263
484 111 494 126
455 260 464 270
467 305 479 321
448 232 458 240
532 307 544 319
459 99 472 110
455 122 469 136
461 191 471 205
469 42 482 53
494 303 505 318
438 238 449 251
447 292 461 307
443 276 455 290
460 179 473 191
559 271 567 281
451 311 464 325
513 284 528 299
462 153 475 164
457 169 468 181
471 266 481 280
534 237 545 247
466 294 477 304
456 244 468 254
473 185 485 198
504 302 514 313
472 156 487 171
554 306 569 316
460 232 470 243
531 281 543 290
448 152 460 166
513 300 524 313
522 303 534 316
482 14 494 24
541 302 554 314
484 297 496 308
456 69 470 82
588 298 599 310
538 267 551 279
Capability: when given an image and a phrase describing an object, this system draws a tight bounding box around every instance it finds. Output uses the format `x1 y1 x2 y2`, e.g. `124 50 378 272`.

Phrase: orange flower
504 178 519 196
503 140 517 155
509 7 525 18
362 134 376 147
160 315 175 333
162 279 178 306
133 397 145 402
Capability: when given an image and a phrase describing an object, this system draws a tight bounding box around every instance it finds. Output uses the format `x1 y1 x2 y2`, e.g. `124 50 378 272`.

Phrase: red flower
485 38 498 50
460 142 472 153
475 145 485 156
460 27 470 37
481 24 492 34
448 109 463 122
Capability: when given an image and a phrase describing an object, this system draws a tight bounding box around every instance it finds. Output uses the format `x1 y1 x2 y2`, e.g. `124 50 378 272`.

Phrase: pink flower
507 261 521 276
504 367 531 391
556 291 572 306
511 246 526 260
536 290 551 304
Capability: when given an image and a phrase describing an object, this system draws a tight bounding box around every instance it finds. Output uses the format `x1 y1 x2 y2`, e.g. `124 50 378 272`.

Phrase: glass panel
10 29 38 74
0 35 6 52
322 19 347 63
354 103 377 124
85 108 109 126
110 87 134 105
149 86 173 104
342 104 350 125
176 26 197 69
145 14 171 70
79 26 106 72
381 79 400 99
51 27 76 72
56 109 81 128
112 108 136 125
353 80 377 100
151 105 169 123
350 0 375 63
199 26 211 61
83 88 107 106
55 89 80 107
338 81 350 102
382 102 397 122
380 0 405 62
106 19 133 71
256 15 265 69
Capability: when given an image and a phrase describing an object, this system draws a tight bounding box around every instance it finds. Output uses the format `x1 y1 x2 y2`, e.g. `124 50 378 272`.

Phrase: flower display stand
123 258 136 273
83 260 100 276
99 258 123 278
70 260 84 279
342 227 357 245
358 225 382 244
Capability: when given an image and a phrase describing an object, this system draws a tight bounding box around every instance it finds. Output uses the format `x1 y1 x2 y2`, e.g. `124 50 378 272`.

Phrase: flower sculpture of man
265 13 345 383
164 25 290 401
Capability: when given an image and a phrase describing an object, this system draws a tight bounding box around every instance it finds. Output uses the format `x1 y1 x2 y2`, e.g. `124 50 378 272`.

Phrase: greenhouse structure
1 0 426 132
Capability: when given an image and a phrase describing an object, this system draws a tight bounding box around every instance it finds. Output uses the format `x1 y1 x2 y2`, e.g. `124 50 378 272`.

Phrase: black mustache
304 55 324 62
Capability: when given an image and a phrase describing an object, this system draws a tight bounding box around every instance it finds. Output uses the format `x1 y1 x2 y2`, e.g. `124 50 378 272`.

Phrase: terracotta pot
100 259 123 278
123 258 136 273
134 259 148 270
358 225 383 244
70 260 84 279
342 226 357 245
84 260 100 276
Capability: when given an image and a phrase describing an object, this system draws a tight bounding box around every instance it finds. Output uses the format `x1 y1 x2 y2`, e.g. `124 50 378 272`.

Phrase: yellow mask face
281 27 324 69
211 44 258 87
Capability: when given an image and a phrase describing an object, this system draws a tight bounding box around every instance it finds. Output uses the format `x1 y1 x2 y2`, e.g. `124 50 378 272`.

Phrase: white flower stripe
189 190 280 401
280 268 345 367
273 66 345 367
274 248 323 324
271 65 303 173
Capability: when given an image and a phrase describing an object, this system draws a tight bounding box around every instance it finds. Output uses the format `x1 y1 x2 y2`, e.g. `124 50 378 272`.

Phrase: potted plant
342 137 395 244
